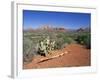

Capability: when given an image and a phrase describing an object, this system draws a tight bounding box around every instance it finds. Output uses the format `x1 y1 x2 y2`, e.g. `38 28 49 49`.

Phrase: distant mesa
23 25 68 32
77 27 90 32
39 25 67 32
24 25 90 32
77 28 84 32
39 25 52 30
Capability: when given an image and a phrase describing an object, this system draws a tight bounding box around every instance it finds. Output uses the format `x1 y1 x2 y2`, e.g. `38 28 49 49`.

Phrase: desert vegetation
76 33 91 49
23 27 91 66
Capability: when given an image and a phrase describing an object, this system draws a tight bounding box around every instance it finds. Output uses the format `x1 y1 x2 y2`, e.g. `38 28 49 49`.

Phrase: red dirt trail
23 44 90 69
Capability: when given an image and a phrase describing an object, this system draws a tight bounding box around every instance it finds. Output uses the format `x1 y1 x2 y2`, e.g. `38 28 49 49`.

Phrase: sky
23 10 91 30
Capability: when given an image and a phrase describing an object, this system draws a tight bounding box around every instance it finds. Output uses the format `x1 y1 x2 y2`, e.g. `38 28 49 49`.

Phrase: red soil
23 44 90 69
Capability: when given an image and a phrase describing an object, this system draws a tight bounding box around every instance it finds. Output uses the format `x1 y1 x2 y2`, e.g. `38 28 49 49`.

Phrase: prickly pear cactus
37 36 56 56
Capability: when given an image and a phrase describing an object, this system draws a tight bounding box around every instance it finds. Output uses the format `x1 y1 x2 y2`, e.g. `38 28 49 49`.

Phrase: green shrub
55 32 76 49
63 37 75 44
55 38 64 49
76 34 91 49
23 37 34 62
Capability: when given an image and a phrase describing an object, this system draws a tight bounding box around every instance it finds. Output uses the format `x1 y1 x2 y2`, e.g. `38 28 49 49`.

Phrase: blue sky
23 10 91 30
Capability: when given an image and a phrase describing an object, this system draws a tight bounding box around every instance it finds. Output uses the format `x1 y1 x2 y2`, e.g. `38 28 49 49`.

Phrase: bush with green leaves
23 37 35 62
76 34 91 49
63 37 75 44
56 33 75 49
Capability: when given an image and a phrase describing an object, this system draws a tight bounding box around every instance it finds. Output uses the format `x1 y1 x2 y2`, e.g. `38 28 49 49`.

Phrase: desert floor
23 43 90 69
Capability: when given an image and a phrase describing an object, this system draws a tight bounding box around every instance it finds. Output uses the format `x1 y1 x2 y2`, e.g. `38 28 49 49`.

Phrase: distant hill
24 25 68 32
23 25 90 33
76 27 90 32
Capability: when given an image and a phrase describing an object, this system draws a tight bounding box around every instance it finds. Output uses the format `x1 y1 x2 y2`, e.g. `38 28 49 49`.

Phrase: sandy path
23 44 90 69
